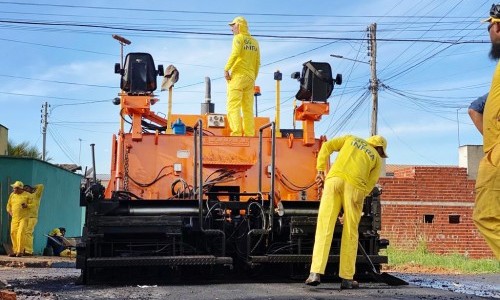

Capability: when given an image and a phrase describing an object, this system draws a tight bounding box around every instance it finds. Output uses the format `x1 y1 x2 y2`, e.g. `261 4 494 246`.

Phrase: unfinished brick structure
379 166 495 259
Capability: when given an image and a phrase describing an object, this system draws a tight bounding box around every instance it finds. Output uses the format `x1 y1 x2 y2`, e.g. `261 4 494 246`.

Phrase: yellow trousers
24 217 38 255
310 177 365 280
60 248 77 258
227 74 255 137
473 146 500 260
10 217 28 254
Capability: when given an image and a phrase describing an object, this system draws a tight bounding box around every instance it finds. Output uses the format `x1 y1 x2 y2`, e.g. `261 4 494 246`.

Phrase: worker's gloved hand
315 171 325 189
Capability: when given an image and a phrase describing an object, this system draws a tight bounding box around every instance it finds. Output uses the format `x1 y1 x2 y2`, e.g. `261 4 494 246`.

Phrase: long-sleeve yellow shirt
6 191 31 219
27 184 44 218
224 21 260 80
316 135 382 196
484 61 500 154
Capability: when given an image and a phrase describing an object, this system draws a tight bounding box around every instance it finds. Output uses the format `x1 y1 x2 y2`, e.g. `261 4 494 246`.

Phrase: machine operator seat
292 61 342 102
120 52 158 95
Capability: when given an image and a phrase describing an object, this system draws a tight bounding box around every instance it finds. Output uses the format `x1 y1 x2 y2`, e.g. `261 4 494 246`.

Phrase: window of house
449 215 460 224
423 214 434 223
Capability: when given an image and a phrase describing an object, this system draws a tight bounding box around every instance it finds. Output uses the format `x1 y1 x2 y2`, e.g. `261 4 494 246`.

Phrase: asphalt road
1 267 499 300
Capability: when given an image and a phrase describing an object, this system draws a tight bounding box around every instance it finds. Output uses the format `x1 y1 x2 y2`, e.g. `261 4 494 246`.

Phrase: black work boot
340 279 359 289
305 272 321 286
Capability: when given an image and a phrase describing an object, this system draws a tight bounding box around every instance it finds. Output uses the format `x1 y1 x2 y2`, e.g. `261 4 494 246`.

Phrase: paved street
0 260 498 300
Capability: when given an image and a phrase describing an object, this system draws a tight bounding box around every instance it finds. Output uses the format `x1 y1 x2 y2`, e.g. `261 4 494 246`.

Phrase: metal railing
193 119 226 256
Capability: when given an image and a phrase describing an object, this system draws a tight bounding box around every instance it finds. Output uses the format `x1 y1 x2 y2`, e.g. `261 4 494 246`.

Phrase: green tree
7 139 44 159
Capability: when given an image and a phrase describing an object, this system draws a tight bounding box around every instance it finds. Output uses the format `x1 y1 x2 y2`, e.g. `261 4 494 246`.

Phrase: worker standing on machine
224 16 260 137
306 135 388 289
23 183 45 256
472 4 500 260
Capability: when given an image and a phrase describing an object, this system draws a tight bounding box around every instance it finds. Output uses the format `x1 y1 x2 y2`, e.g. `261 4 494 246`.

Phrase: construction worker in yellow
224 16 260 137
473 4 500 260
23 184 45 256
46 227 76 257
6 181 31 257
306 135 387 289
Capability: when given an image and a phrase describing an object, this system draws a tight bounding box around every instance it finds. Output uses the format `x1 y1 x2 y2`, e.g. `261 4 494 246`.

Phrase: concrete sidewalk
0 255 76 268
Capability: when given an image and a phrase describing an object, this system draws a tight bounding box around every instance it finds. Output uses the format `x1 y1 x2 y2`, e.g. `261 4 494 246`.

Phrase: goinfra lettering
351 139 375 160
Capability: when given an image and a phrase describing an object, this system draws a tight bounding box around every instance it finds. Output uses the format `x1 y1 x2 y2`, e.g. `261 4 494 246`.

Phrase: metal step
248 254 388 264
86 255 233 267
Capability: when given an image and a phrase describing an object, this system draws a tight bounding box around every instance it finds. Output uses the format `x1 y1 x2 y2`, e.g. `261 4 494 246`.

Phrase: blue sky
0 0 494 173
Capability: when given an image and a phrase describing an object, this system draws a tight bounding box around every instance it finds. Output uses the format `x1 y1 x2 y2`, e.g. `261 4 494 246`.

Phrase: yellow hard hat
49 228 62 236
10 181 24 188
228 16 247 26
366 135 388 158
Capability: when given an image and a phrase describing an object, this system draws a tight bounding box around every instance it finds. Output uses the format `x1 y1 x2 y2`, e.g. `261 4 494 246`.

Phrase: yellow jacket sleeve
225 36 242 72
366 161 382 195
255 49 260 79
484 61 500 153
27 184 44 218
6 193 13 215
316 135 350 172
33 184 45 200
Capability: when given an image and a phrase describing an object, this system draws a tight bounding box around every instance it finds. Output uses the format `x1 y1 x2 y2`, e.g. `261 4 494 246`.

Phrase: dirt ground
384 263 464 274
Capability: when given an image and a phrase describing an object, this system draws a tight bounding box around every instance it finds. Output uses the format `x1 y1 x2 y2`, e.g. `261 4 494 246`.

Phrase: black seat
295 61 334 102
120 53 158 94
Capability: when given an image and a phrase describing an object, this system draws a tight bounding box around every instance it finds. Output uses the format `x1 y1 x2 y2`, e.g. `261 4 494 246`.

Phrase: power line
0 20 489 44
0 74 115 88
0 1 489 19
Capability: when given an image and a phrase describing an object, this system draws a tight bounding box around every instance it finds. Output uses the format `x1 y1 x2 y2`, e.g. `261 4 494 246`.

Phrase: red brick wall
379 166 494 259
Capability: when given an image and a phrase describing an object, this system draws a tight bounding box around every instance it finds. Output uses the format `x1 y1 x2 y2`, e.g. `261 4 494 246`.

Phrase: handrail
258 122 276 234
193 120 203 223
193 119 226 256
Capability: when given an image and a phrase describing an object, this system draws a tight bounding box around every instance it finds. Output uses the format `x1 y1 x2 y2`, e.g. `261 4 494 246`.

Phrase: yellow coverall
6 191 31 255
473 61 500 260
310 135 382 280
25 184 45 255
224 18 260 137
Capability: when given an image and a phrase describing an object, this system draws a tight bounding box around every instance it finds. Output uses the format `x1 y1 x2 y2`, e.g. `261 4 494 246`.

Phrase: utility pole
41 102 49 161
368 23 378 136
79 138 83 165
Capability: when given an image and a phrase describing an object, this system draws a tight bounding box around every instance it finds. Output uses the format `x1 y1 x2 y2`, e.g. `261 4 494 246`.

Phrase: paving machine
77 52 389 284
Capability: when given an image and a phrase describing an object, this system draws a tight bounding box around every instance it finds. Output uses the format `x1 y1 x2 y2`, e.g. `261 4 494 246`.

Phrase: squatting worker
224 16 260 137
306 135 388 289
474 4 500 260
23 184 45 256
6 181 31 257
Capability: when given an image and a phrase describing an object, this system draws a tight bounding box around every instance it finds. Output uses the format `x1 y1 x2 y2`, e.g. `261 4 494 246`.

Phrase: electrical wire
128 165 173 188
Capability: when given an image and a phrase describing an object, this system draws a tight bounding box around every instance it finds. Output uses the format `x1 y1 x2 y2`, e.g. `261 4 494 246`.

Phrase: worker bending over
306 135 387 289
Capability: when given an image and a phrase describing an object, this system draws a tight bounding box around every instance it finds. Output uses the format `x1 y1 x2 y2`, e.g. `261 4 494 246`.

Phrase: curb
0 256 76 269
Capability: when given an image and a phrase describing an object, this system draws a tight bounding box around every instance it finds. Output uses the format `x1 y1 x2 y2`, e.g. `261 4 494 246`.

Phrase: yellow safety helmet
10 181 24 188
49 228 62 236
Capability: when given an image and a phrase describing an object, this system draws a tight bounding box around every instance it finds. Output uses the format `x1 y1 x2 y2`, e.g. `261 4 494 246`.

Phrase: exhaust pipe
201 76 214 114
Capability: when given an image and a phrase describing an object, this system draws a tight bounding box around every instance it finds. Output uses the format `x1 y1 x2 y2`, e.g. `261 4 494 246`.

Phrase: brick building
379 165 494 259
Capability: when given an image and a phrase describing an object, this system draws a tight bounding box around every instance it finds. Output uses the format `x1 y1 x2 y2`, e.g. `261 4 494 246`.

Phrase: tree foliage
7 139 43 159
